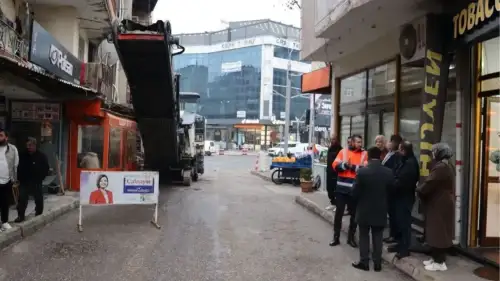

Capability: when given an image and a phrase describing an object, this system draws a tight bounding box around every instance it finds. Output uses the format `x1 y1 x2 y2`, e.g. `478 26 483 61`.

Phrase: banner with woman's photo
79 171 159 205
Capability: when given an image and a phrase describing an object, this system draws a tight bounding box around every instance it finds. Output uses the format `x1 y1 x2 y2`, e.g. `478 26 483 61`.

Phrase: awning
301 65 332 94
0 55 101 100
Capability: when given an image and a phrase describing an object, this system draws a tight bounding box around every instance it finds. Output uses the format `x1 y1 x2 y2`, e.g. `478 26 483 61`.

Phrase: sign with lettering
221 39 256 49
452 0 500 39
183 36 301 54
29 21 82 84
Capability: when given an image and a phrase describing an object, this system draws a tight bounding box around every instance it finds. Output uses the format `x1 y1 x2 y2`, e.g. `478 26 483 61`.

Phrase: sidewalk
250 170 271 181
295 192 489 281
0 192 79 249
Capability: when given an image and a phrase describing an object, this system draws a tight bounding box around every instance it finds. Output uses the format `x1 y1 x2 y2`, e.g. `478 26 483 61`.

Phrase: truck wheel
183 175 192 186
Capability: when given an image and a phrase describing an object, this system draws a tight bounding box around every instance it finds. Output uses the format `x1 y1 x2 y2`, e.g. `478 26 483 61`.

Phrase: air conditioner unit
399 16 426 65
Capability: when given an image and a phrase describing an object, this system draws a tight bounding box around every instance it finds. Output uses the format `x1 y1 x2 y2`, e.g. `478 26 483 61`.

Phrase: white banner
236 110 246 118
221 61 242 73
79 171 159 205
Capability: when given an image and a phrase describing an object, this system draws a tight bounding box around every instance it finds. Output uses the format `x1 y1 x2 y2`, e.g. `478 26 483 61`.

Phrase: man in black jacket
15 137 49 222
382 134 403 243
325 135 342 211
388 140 420 259
351 147 393 272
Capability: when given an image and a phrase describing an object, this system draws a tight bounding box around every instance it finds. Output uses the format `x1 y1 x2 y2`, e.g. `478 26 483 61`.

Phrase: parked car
268 142 309 156
204 140 217 156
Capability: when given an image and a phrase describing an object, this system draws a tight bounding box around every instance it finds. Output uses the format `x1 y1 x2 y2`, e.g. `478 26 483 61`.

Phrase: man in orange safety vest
329 135 367 248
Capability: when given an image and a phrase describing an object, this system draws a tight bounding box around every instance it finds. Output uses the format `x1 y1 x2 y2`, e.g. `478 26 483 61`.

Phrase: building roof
174 19 300 46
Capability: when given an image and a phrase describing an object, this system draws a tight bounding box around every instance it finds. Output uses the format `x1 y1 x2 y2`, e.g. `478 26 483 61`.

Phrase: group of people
0 128 50 231
325 134 455 272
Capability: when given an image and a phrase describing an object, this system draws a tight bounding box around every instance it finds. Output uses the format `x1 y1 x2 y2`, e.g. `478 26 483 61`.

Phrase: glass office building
173 20 311 149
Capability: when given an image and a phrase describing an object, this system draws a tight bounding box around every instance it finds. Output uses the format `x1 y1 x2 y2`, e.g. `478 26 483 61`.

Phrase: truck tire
183 175 192 186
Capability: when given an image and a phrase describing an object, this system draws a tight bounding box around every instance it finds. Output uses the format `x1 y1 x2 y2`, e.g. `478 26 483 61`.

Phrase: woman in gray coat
416 143 455 272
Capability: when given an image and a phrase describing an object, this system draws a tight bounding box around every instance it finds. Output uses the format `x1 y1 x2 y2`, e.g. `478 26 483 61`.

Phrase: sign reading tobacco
453 0 500 39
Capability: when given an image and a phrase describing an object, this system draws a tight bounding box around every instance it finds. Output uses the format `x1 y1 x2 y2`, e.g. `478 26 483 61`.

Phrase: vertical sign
418 14 452 180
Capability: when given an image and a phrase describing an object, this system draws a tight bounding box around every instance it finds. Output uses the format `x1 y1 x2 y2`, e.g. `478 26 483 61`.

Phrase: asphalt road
0 156 410 281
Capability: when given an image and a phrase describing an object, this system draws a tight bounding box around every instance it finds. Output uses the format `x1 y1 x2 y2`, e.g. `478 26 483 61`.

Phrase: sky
152 0 301 34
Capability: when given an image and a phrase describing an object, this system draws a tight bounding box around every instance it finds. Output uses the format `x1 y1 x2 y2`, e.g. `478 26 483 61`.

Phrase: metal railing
81 62 116 100
0 18 29 61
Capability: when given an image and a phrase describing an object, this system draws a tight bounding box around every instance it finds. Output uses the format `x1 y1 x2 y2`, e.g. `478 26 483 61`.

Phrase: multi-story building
300 0 499 265
0 0 138 191
173 20 311 148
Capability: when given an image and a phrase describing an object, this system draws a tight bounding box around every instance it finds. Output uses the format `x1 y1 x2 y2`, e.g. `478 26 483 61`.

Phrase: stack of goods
272 156 296 163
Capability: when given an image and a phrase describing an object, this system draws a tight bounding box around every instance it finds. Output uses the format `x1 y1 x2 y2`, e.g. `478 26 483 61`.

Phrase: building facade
173 20 311 149
300 0 499 265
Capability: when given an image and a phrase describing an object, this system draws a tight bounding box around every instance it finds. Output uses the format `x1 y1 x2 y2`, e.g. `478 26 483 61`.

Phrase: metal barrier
0 18 29 61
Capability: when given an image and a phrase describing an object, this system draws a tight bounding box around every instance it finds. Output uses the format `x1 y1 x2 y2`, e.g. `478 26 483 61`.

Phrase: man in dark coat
351 147 393 272
325 135 342 211
15 137 50 222
388 140 420 259
382 134 403 243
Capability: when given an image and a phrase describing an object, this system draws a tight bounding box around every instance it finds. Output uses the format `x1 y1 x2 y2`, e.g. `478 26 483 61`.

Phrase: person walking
329 135 367 248
388 140 420 259
15 138 50 223
351 147 393 272
382 134 403 243
417 143 455 272
325 135 342 211
0 129 19 230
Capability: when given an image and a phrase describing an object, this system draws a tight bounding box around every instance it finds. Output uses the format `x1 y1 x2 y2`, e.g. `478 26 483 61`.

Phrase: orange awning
301 65 332 94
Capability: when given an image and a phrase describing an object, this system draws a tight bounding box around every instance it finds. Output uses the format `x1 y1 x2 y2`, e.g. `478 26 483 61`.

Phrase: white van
268 141 309 156
204 141 217 156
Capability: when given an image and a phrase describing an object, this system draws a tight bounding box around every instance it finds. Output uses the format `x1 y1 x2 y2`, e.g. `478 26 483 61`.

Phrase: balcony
81 62 117 101
0 18 29 62
306 0 430 61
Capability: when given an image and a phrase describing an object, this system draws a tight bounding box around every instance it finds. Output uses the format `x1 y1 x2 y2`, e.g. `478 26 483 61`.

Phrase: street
0 156 409 281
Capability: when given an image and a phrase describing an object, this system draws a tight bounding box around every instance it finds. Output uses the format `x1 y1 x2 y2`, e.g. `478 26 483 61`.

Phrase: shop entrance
479 94 500 248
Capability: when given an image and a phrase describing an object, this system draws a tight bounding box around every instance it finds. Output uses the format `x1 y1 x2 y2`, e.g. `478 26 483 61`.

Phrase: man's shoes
387 245 399 253
1 223 12 230
329 237 340 247
395 253 410 259
14 217 24 223
383 237 397 243
374 263 382 272
352 261 369 271
35 212 43 216
347 236 358 248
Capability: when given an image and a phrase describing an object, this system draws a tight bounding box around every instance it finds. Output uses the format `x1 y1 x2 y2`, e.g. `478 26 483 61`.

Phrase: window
108 127 122 169
126 130 136 163
77 125 104 168
273 46 300 61
272 68 307 120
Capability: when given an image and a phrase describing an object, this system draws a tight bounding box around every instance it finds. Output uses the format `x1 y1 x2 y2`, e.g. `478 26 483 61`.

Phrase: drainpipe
454 87 463 246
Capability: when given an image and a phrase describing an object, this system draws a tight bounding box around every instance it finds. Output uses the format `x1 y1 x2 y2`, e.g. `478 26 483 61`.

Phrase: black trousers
333 193 357 236
359 225 384 265
326 172 337 205
395 200 413 255
431 247 447 263
0 181 12 223
387 194 399 239
17 182 44 219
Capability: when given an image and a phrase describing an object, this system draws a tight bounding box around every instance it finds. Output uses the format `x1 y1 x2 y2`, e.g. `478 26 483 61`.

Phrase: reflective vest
332 148 367 194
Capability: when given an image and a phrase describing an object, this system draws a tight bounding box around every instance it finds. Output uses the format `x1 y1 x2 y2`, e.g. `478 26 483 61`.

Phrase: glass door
480 95 500 246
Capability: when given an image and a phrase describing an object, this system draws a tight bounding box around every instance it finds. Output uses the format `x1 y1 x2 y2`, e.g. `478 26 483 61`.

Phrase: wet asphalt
0 155 410 281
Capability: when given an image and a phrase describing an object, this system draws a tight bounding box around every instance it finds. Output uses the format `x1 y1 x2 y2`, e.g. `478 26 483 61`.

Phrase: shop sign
29 21 82 84
453 0 500 39
236 110 246 118
221 39 256 50
241 119 259 124
11 102 60 121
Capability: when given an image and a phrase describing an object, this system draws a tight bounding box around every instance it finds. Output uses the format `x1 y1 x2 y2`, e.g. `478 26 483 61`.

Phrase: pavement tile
295 193 488 281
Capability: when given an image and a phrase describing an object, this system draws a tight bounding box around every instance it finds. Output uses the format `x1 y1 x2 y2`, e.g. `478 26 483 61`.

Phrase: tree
285 0 301 9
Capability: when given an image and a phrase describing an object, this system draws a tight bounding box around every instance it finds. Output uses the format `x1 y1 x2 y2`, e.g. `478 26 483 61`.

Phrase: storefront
449 0 500 264
233 119 286 150
65 100 138 191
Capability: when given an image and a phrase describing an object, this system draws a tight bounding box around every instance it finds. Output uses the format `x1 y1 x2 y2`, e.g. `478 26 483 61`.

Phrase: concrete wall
0 0 16 22
300 0 328 61
33 5 87 59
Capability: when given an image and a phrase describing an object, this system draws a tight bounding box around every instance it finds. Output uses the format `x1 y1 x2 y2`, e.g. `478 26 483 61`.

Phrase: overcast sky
152 0 301 34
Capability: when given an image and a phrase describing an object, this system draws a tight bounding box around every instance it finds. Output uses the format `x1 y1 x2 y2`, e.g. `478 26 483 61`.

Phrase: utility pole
308 94 316 144
283 50 292 154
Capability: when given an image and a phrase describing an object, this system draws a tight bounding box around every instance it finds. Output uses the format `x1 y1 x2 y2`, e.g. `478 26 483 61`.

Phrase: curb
295 195 438 281
250 170 272 182
0 199 79 250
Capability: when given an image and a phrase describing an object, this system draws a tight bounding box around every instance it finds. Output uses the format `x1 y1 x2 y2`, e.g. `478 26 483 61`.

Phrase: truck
112 19 202 185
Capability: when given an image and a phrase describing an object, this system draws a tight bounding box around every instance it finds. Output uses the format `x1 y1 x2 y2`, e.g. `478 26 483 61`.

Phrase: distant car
204 140 216 156
267 142 309 156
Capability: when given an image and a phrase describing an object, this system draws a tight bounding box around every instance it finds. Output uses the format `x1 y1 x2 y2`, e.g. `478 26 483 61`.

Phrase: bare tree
285 0 301 10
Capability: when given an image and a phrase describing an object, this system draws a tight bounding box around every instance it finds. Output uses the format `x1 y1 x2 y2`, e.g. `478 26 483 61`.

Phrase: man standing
15 138 49 223
352 147 393 272
382 134 403 243
329 135 367 248
389 140 420 258
325 135 342 211
0 129 19 230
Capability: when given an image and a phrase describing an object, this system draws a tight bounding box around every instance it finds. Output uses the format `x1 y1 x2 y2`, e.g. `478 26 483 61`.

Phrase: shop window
481 37 499 76
108 127 122 169
125 130 137 167
340 71 366 115
339 115 365 147
77 125 104 169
